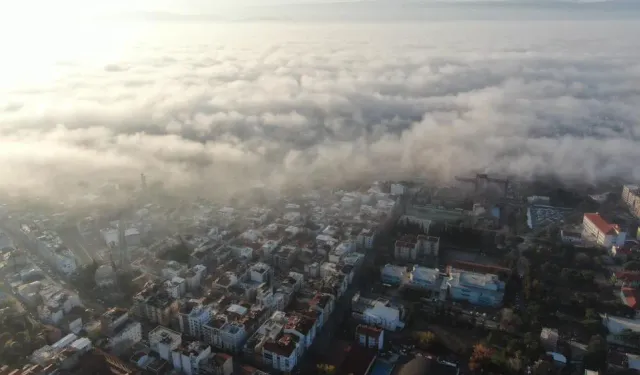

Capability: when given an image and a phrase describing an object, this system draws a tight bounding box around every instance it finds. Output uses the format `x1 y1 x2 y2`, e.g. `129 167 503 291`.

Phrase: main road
56 226 96 265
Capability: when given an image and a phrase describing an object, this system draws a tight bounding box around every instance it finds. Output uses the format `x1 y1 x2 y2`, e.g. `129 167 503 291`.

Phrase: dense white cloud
1 21 640 203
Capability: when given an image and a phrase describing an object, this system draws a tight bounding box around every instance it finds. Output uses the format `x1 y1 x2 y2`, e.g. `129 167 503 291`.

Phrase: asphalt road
57 227 95 266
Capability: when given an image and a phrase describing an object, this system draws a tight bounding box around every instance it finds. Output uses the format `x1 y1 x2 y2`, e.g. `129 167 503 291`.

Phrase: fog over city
1 3 640 204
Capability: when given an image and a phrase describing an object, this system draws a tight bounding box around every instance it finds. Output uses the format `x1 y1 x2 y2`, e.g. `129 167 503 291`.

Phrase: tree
532 358 554 375
584 335 607 373
507 351 524 374
317 364 336 375
499 308 522 333
585 308 598 321
414 331 437 349
624 261 640 271
469 344 494 373
0 332 11 348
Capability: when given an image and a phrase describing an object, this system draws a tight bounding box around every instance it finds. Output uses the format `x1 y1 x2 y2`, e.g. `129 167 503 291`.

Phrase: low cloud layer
2 21 640 204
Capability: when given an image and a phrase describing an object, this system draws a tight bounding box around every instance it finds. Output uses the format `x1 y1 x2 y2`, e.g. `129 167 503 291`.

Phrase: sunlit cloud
1 21 640 204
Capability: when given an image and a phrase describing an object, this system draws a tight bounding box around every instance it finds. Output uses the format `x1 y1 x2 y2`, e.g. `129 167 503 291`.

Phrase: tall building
622 185 640 218
115 220 130 271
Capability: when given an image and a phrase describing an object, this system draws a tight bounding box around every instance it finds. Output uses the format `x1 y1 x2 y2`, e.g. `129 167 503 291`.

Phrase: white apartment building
202 303 270 354
178 302 213 339
351 293 404 331
171 341 212 375
329 242 354 264
37 290 82 325
622 184 640 218
408 266 441 291
394 234 439 261
165 277 187 298
357 228 376 250
249 263 272 284
110 320 142 352
263 334 300 372
306 293 335 330
53 248 77 276
246 311 317 373
356 325 384 351
149 326 183 361
444 269 505 307
203 319 247 353
582 213 627 248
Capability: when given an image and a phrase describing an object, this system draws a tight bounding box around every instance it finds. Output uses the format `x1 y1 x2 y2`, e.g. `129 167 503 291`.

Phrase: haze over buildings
1 2 639 208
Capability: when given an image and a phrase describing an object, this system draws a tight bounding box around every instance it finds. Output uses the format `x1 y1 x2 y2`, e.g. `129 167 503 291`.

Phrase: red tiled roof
622 287 638 309
356 324 383 339
450 261 511 275
584 213 619 235
263 334 298 357
616 271 640 282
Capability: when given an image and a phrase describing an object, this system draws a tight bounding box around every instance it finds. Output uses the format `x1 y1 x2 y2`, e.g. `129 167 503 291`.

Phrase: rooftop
356 324 383 338
448 270 504 292
112 319 139 336
177 340 210 357
410 266 440 284
263 333 299 357
584 213 620 235
284 313 316 335
622 287 639 310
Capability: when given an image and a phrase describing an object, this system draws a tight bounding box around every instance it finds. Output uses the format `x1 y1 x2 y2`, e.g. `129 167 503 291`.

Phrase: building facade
582 213 626 248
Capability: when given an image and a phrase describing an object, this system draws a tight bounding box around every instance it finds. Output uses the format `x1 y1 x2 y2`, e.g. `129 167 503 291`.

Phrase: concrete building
165 277 187 298
177 299 214 339
394 235 439 262
202 304 268 353
357 228 376 250
582 213 626 248
381 264 407 286
133 283 179 326
94 264 117 288
149 326 183 361
244 311 317 372
351 293 405 331
101 308 142 352
185 264 207 291
249 263 272 284
171 341 212 375
622 184 640 218
443 269 505 307
356 325 384 351
328 242 354 264
100 308 130 334
408 266 441 291
53 248 77 276
110 320 142 353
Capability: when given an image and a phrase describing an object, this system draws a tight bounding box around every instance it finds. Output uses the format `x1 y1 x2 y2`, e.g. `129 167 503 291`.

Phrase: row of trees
0 302 50 366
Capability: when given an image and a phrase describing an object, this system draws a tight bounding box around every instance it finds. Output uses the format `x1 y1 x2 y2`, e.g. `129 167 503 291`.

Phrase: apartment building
582 213 626 248
443 269 505 307
356 325 384 351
